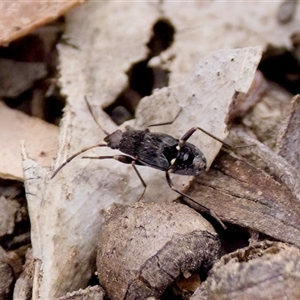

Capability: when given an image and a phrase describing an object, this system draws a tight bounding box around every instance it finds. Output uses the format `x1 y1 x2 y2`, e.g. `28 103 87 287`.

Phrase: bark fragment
185 149 300 248
97 202 220 300
191 241 300 300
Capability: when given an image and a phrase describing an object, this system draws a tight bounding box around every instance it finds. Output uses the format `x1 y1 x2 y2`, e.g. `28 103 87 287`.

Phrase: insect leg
180 127 232 148
165 171 226 229
82 155 147 198
51 143 107 179
146 108 182 129
82 154 146 187
130 160 146 188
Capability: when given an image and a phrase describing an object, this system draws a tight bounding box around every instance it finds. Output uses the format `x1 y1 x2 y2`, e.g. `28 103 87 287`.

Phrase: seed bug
51 99 231 229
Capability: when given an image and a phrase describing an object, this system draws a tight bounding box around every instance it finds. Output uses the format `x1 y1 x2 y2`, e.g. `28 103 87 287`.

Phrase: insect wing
136 132 178 171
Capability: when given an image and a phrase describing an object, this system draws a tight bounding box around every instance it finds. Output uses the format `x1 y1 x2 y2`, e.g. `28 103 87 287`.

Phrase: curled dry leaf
241 82 293 150
227 70 269 121
276 94 300 169
191 241 300 300
0 0 85 46
97 202 220 300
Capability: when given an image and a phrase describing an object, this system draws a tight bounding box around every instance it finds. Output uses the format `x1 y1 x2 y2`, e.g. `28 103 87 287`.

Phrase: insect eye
183 153 189 161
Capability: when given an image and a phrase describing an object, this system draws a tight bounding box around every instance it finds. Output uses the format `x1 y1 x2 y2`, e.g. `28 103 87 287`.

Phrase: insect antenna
84 96 110 135
146 108 182 129
51 143 107 179
147 109 233 150
51 97 111 179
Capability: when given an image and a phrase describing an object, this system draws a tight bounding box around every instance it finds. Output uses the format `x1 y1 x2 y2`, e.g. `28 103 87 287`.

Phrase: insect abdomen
105 130 147 157
118 130 147 156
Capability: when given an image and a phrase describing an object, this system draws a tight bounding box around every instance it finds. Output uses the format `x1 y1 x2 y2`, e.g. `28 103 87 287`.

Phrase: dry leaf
0 1 85 46
234 129 300 202
0 102 58 180
276 94 300 168
228 71 269 120
186 151 300 248
160 2 300 85
241 83 293 149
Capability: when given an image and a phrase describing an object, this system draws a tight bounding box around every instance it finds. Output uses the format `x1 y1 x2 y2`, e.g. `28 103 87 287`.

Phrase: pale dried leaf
0 0 85 46
160 2 300 84
0 102 58 180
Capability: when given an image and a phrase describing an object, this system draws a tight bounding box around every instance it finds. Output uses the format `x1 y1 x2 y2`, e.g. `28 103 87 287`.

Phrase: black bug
51 101 230 229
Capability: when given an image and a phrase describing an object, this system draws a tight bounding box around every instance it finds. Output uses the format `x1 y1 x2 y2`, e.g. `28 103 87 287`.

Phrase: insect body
51 125 227 229
104 128 207 175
